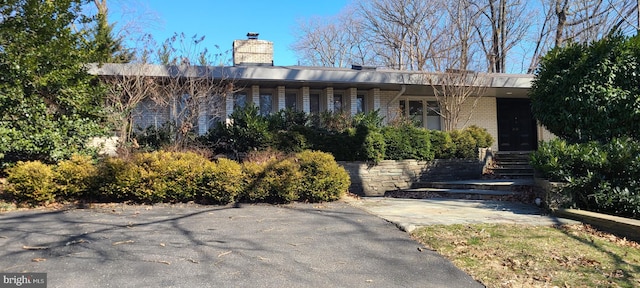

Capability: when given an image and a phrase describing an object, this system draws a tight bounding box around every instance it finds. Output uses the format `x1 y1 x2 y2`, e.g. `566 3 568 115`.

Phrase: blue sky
109 0 351 65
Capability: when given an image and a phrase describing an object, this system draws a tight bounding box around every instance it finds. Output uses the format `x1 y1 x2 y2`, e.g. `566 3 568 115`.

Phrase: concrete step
490 167 534 174
412 179 535 191
384 188 527 201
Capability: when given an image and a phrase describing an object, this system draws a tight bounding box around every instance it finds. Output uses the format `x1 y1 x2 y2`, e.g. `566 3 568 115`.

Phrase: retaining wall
338 158 485 196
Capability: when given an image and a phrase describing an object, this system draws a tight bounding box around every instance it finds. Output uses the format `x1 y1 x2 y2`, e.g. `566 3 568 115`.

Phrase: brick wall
232 39 273 66
457 97 499 150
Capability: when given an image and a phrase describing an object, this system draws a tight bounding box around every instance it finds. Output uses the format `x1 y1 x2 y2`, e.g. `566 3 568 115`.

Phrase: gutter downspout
387 84 407 108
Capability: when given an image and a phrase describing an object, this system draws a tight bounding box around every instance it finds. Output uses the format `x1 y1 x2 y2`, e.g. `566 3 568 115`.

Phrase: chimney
232 32 274 66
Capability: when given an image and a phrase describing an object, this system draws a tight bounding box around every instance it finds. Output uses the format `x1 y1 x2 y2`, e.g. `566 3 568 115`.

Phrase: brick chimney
232 32 274 66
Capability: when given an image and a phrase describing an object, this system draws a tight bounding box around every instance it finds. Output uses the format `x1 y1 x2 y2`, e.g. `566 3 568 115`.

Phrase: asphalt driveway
0 201 482 288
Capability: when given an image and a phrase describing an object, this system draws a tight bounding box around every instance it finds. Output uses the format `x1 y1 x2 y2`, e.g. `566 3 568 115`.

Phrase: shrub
296 151 350 202
55 155 98 199
362 129 386 163
465 125 494 148
133 122 175 151
381 126 412 160
241 158 302 204
381 124 432 161
429 130 456 159
200 104 272 156
97 157 137 202
150 151 214 203
532 138 640 219
240 160 270 202
450 130 477 159
97 151 217 203
273 130 308 153
5 161 56 206
198 158 244 204
409 126 433 161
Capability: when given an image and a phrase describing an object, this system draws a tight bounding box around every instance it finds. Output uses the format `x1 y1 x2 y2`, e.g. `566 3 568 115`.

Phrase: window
310 93 320 114
333 94 343 112
426 101 441 130
259 93 273 116
356 94 366 114
285 93 297 110
408 100 423 127
399 99 442 130
234 92 247 110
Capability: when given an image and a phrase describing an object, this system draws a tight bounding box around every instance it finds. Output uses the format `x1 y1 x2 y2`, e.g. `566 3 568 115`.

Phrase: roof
87 63 533 98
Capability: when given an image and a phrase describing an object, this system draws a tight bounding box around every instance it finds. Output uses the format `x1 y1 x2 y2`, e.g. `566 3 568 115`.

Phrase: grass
412 224 640 288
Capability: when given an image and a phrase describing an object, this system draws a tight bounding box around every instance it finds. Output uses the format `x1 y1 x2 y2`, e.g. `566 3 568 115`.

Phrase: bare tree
473 0 530 73
147 34 235 149
358 0 442 70
526 0 637 72
101 64 159 148
425 70 490 131
291 6 375 67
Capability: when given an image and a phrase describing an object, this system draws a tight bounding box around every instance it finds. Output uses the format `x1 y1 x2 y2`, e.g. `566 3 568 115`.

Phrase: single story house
89 33 554 152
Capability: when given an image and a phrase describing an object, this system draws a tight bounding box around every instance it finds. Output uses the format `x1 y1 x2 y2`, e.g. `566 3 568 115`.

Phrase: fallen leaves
412 223 640 288
112 240 134 246
22 245 48 250
217 250 232 258
65 239 88 246
31 258 46 262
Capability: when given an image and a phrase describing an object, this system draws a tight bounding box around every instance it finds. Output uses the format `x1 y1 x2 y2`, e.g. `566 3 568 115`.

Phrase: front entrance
496 98 537 151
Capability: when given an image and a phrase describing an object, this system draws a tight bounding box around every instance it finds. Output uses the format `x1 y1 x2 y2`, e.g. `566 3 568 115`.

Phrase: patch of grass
412 224 640 288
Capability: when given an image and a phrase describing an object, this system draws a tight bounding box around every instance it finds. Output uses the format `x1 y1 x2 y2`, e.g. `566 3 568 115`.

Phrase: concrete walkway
346 197 578 233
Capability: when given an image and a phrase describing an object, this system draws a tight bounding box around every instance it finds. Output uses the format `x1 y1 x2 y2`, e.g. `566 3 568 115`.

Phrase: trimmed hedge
296 150 350 202
4 150 350 206
4 161 56 206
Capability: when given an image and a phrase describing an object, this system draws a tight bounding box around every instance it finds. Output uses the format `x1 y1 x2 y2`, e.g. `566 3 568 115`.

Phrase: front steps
385 179 536 202
486 151 534 179
385 152 537 203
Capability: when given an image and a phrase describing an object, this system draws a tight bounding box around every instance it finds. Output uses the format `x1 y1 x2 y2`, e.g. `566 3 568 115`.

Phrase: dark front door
496 99 537 151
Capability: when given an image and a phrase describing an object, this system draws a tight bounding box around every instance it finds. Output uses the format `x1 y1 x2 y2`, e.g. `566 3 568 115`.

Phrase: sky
108 0 351 66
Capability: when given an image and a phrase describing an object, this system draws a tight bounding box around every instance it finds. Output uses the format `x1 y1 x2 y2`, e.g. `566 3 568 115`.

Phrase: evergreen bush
5 161 57 206
55 155 98 200
296 150 350 202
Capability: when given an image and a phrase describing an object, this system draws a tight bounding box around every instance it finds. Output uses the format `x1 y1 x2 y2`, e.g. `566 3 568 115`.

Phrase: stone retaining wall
338 159 485 196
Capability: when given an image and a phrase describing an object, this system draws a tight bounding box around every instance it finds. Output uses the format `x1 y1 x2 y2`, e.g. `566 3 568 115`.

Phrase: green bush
5 161 57 206
429 130 456 159
381 124 432 161
55 155 98 199
296 150 350 202
531 138 640 219
450 130 477 159
97 151 219 203
133 122 175 151
362 129 386 163
240 158 302 204
199 158 244 204
273 130 308 153
465 125 494 148
201 104 272 155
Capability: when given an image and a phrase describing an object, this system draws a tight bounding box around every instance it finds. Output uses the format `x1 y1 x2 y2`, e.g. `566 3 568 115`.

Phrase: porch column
369 88 381 111
251 85 260 107
348 88 357 116
301 86 310 113
276 86 286 111
197 99 208 135
225 92 234 124
324 87 334 112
